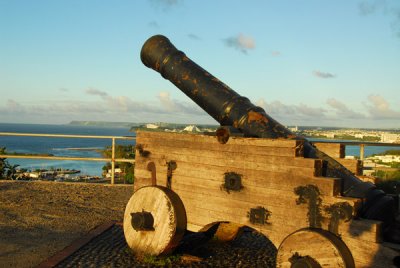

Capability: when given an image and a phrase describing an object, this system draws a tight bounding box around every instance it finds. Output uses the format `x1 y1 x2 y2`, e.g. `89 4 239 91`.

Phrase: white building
381 133 400 143
145 123 159 129
183 125 201 132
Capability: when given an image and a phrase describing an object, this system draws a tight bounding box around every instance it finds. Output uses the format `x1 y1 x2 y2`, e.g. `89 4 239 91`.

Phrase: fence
0 132 136 184
1 132 400 183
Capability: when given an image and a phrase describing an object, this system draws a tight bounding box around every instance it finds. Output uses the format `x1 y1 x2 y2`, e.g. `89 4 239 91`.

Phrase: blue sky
0 0 399 128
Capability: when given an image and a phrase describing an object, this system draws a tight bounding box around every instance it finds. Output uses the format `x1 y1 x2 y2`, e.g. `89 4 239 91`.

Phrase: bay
0 123 136 176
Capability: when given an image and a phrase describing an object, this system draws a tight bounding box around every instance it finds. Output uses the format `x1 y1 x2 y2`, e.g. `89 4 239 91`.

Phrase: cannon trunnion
123 35 399 267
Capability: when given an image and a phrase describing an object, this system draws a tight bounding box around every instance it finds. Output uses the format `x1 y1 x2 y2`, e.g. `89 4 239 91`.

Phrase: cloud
326 98 366 119
6 99 26 113
157 91 204 115
313 70 336 79
148 21 159 28
271 51 281 57
149 0 182 11
188 33 200 40
255 99 326 119
359 0 400 37
86 88 108 97
223 34 255 54
365 94 400 119
0 89 212 124
358 0 386 15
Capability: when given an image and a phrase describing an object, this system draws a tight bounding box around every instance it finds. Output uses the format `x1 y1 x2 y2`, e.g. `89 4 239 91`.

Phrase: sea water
0 123 135 176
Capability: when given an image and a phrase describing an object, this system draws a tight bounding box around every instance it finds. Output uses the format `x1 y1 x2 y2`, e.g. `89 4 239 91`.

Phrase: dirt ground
0 180 133 268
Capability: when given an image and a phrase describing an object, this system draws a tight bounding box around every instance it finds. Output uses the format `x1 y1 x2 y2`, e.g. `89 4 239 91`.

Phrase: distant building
381 133 400 143
145 123 159 129
325 133 335 139
355 134 364 139
105 168 123 178
183 125 201 132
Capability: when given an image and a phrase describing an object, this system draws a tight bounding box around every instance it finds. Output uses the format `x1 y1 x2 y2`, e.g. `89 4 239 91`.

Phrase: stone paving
56 225 277 268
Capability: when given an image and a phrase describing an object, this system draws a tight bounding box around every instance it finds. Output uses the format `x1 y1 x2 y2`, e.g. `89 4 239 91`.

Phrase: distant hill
68 121 219 130
68 121 142 128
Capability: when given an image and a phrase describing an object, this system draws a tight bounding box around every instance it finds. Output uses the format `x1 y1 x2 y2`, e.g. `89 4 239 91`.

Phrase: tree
0 147 7 179
0 147 19 180
101 144 135 184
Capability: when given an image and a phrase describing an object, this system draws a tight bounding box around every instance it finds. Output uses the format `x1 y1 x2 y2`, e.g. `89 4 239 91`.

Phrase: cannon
123 35 400 267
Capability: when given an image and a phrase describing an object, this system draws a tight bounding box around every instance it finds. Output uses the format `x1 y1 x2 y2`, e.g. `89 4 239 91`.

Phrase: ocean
0 123 135 176
0 123 397 176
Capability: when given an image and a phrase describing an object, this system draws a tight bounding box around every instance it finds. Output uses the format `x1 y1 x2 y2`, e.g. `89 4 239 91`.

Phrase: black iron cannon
139 35 397 242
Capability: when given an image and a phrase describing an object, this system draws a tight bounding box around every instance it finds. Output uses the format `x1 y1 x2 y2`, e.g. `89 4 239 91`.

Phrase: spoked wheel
276 228 354 268
123 186 187 256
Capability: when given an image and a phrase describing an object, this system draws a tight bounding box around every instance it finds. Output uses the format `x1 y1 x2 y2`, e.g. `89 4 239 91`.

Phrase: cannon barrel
140 35 396 238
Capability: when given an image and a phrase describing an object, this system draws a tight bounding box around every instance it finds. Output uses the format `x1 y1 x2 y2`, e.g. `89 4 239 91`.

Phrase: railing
310 140 400 160
0 132 136 184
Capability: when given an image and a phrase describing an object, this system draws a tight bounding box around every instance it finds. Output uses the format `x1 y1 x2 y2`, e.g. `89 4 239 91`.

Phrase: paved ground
56 224 277 268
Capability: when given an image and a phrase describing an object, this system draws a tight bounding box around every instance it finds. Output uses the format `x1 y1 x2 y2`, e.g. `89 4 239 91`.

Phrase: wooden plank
313 142 345 158
338 219 382 243
136 130 304 148
134 170 361 219
134 161 340 196
171 183 361 221
137 143 318 169
137 136 303 157
182 201 379 246
335 158 363 175
341 236 399 268
135 151 322 177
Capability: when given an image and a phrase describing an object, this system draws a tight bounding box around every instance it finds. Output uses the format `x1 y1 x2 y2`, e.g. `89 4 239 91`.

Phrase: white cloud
223 34 255 54
256 98 326 119
326 98 366 119
1 91 398 127
0 90 210 124
365 94 400 119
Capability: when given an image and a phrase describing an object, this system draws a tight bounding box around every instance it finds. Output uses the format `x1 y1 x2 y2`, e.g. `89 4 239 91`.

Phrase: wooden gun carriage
123 35 399 267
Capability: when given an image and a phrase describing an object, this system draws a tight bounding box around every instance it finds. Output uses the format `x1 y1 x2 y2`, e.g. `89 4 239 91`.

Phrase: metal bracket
248 206 271 225
215 126 243 144
223 172 243 192
136 144 151 157
166 160 177 189
147 161 157 186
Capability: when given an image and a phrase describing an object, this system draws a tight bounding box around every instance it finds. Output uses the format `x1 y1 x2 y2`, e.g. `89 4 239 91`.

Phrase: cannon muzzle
140 35 397 240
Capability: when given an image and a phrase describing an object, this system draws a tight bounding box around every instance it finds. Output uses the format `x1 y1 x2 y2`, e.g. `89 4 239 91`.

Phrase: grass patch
142 254 181 266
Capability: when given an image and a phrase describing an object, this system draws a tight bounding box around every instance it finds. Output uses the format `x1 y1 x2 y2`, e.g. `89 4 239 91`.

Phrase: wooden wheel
123 186 187 256
276 228 354 268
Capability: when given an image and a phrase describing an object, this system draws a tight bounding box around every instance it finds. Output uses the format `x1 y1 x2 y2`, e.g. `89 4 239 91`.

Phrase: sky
0 0 399 128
